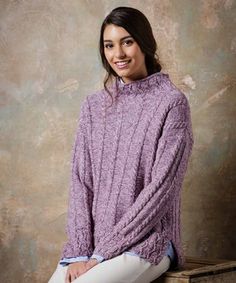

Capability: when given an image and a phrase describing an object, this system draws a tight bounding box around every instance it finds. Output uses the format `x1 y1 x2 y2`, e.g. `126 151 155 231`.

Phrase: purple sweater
60 71 194 270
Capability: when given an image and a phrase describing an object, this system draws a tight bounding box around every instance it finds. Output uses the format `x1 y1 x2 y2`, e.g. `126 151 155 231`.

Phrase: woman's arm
93 97 194 260
60 98 94 260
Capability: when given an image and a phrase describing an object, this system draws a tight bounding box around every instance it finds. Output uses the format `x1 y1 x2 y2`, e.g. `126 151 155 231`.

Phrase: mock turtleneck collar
114 71 170 96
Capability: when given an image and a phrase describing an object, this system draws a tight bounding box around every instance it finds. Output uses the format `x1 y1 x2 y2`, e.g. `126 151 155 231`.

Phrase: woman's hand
65 259 99 283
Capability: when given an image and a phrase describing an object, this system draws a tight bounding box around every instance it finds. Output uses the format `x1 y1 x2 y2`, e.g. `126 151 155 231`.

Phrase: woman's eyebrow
103 35 133 42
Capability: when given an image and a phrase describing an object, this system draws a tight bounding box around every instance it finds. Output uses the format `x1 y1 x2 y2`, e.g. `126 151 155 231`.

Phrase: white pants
48 254 171 283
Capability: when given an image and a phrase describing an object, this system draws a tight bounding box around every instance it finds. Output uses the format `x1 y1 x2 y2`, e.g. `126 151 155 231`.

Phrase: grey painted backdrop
0 1 235 282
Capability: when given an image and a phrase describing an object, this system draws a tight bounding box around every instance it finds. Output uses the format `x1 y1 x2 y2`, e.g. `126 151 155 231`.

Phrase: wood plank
153 276 189 283
191 271 236 283
151 258 236 283
181 261 236 277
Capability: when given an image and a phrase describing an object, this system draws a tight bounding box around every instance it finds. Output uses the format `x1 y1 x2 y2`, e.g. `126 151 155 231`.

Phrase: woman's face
103 24 148 83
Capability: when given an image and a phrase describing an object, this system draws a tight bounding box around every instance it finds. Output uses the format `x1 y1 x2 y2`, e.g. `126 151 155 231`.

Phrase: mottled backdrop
0 1 235 282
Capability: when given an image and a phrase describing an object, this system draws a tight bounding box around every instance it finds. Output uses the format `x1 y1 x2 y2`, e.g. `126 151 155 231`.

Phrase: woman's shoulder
86 88 106 106
159 75 189 109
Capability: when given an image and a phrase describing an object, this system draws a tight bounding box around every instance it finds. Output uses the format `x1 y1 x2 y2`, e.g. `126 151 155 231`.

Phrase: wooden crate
152 256 236 283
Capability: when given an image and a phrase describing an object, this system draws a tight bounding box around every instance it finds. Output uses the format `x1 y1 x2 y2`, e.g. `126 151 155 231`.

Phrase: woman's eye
123 40 133 46
105 44 113 49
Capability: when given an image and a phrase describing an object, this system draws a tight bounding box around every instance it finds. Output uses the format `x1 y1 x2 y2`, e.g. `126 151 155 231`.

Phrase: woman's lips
115 60 131 69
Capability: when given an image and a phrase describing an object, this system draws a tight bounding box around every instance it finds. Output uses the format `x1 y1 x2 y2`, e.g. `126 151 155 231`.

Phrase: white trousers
48 254 171 283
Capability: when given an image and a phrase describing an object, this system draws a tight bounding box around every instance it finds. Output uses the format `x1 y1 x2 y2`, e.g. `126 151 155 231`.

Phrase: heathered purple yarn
61 71 194 270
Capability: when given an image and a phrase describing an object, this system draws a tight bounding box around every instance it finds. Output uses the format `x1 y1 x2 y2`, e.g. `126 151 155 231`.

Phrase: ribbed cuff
90 254 105 263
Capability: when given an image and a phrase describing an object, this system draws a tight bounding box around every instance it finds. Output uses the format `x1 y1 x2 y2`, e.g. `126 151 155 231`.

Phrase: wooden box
152 256 236 283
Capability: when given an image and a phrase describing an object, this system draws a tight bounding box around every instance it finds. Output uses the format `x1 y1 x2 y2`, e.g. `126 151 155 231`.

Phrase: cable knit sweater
60 71 194 270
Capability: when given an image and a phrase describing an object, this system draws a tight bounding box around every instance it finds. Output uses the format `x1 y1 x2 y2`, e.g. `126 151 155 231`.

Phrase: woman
48 6 194 283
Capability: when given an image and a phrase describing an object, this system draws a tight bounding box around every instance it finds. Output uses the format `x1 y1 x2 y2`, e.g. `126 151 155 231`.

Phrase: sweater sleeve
60 97 94 259
93 98 194 260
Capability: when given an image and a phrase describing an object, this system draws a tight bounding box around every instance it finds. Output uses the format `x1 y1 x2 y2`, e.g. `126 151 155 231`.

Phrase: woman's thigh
48 254 171 283
133 255 171 283
75 254 170 283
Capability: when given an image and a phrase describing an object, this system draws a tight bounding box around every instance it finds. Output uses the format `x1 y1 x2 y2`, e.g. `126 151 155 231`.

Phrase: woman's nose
114 46 126 59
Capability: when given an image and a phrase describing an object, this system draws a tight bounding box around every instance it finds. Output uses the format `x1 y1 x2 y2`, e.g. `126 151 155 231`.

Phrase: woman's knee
48 263 68 283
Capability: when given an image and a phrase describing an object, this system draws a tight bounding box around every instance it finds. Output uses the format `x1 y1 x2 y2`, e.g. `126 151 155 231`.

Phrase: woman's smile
114 59 131 69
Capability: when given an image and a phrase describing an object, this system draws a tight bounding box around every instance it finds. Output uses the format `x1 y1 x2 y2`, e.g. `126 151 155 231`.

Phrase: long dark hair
99 6 162 104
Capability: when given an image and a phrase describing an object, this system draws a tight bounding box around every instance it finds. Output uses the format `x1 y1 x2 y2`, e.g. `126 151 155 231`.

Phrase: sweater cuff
90 254 105 263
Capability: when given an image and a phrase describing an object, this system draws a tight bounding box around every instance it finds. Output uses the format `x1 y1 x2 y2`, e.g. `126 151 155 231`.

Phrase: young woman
48 6 194 283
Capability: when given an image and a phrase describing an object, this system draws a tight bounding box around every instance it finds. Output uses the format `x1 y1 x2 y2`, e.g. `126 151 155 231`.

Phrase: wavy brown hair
99 6 162 105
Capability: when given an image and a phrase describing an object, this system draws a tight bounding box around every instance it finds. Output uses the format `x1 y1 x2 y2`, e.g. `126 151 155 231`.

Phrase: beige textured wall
0 1 235 282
